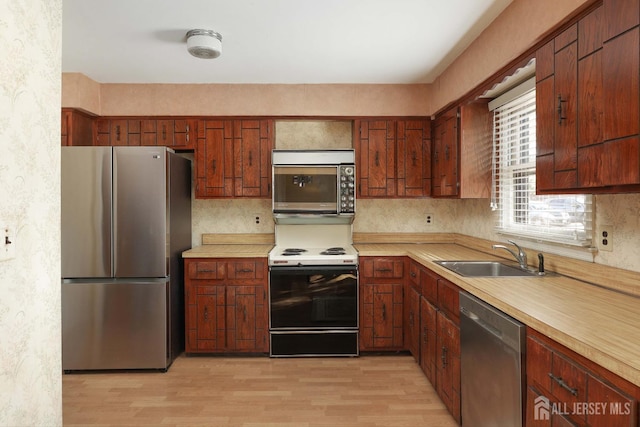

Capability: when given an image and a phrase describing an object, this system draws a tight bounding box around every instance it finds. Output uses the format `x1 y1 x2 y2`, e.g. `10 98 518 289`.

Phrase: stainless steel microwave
272 150 355 223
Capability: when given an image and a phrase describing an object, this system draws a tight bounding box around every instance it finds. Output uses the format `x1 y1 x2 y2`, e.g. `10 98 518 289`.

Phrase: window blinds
491 82 593 247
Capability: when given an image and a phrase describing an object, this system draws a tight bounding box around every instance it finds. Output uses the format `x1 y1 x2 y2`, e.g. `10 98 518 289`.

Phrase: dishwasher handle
459 292 525 353
460 306 503 340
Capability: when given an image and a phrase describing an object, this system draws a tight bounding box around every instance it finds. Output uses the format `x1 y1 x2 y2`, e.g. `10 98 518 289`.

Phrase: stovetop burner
269 245 358 266
281 248 308 256
321 247 346 255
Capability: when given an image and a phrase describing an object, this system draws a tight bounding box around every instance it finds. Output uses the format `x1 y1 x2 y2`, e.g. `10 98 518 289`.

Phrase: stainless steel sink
434 260 540 277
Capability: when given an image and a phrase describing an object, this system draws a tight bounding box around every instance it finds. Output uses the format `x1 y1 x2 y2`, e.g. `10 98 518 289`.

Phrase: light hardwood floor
63 354 458 427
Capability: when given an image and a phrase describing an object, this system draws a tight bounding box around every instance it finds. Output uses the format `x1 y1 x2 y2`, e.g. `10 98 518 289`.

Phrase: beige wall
61 73 101 114
0 0 63 425
429 0 591 113
63 80 430 117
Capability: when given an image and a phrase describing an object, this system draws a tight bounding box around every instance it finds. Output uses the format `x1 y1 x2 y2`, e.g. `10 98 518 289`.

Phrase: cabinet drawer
227 260 265 280
587 375 637 426
421 268 438 305
551 352 588 411
362 257 405 279
188 261 225 280
408 262 420 289
437 278 460 322
527 335 588 408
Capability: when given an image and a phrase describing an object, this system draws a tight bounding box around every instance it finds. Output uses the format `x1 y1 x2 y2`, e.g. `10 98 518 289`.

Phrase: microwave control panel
339 165 356 214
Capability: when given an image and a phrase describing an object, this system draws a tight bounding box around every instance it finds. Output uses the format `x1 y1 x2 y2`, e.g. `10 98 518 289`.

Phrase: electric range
268 224 359 357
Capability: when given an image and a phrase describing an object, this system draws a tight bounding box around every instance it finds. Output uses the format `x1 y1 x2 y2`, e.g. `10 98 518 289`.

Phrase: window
490 78 592 247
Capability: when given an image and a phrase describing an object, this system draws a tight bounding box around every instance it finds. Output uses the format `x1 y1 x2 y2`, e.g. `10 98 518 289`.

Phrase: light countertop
182 238 640 387
356 243 640 388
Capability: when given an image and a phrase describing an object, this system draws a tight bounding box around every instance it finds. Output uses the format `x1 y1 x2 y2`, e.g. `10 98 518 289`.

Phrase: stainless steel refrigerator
61 146 191 371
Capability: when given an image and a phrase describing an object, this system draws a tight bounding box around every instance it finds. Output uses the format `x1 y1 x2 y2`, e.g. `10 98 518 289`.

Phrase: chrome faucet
492 240 528 270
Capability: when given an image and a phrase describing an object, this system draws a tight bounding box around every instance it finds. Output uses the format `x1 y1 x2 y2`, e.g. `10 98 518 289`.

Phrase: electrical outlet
253 214 261 225
599 224 613 252
0 223 16 262
426 213 434 226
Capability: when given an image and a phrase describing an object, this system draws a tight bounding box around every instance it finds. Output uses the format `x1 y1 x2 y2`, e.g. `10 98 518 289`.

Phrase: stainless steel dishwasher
460 291 525 427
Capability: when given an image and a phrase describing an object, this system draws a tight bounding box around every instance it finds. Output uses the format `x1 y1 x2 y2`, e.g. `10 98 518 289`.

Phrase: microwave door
273 166 338 213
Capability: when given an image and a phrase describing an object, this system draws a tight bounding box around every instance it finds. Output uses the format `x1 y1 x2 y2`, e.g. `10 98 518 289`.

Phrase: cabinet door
195 286 225 351
141 119 157 146
525 386 552 427
233 120 273 197
553 25 578 189
195 120 235 197
405 285 420 360
226 285 268 352
432 110 458 197
360 283 404 350
172 119 196 150
355 120 396 197
95 118 111 146
62 109 94 146
420 296 437 386
436 311 461 423
396 119 431 197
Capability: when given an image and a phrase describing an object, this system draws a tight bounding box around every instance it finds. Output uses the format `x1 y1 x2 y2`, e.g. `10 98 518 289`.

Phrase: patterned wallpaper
0 0 63 425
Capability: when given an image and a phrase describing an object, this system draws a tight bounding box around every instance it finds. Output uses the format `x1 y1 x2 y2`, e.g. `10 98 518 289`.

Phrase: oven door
272 166 338 213
269 265 358 330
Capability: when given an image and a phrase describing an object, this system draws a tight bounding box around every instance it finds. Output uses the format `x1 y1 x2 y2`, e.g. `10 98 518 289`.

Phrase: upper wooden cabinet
536 7 604 192
537 1 640 193
61 109 94 146
195 119 273 198
94 117 197 150
354 118 432 198
431 102 491 198
431 108 458 197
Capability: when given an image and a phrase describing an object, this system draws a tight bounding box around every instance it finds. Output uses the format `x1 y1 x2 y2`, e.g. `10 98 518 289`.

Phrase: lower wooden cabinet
526 330 638 427
185 258 268 354
359 256 406 351
436 310 461 424
360 282 404 350
405 284 421 360
419 295 438 386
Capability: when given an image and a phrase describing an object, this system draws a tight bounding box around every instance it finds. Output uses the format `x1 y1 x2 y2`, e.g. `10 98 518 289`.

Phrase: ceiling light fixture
186 29 222 59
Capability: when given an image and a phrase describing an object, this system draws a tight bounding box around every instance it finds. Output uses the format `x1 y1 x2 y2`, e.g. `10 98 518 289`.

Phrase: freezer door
61 147 113 278
114 147 168 278
61 279 169 370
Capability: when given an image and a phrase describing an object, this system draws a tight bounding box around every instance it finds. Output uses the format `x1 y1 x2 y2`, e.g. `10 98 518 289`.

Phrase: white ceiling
62 0 513 85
